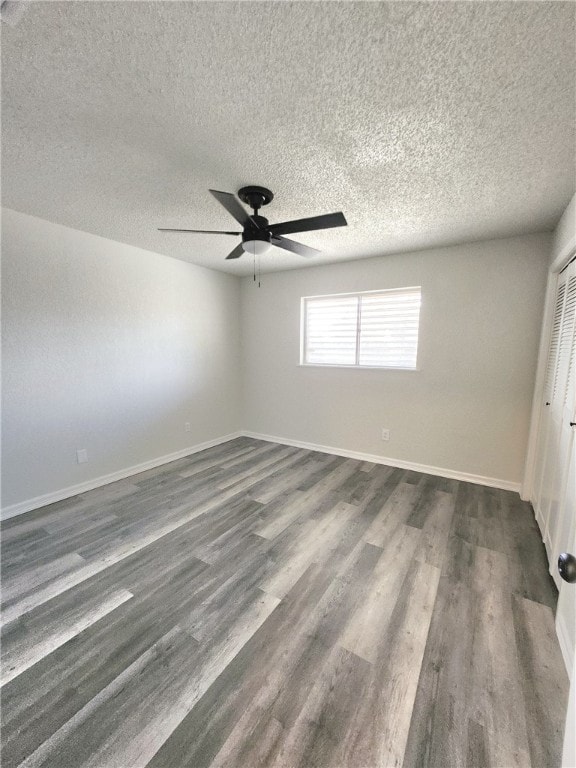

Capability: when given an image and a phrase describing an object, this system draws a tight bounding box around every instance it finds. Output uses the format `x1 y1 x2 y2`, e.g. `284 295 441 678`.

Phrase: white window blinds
302 287 421 369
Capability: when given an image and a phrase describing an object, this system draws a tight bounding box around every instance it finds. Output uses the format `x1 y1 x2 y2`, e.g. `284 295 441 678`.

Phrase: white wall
241 233 550 487
1 208 242 509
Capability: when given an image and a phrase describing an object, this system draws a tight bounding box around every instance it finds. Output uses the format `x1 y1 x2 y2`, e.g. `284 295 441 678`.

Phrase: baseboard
556 610 574 678
1 432 243 521
533 504 551 550
242 431 521 493
1 429 522 520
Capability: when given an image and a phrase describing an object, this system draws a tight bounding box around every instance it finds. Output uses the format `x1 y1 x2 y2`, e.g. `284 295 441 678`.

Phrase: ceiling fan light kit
159 185 347 262
243 239 272 256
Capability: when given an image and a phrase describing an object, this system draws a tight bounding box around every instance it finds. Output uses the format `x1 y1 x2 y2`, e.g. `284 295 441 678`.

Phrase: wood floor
1 437 568 768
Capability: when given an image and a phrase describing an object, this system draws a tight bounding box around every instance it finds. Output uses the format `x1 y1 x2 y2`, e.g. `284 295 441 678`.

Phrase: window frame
300 286 422 371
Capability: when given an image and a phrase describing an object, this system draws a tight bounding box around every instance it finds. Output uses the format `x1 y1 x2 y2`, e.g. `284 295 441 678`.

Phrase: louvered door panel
543 281 566 404
562 276 576 408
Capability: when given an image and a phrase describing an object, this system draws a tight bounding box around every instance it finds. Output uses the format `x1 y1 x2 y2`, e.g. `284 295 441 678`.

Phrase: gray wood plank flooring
1 437 568 767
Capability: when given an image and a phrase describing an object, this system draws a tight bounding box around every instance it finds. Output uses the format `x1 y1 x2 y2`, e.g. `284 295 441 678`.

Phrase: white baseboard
556 610 574 678
1 429 523 521
1 432 243 521
534 506 545 540
242 431 521 493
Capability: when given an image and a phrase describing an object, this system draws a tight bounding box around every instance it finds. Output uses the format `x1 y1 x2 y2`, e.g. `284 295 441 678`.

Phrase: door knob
558 553 576 583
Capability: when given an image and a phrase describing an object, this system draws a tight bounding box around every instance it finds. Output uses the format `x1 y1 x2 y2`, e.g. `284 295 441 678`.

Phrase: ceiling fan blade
158 228 241 235
225 242 245 260
209 189 257 229
271 235 321 259
268 211 347 236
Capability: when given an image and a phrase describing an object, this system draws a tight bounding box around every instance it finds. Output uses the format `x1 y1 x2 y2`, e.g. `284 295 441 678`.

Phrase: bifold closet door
533 276 566 531
533 259 576 588
549 266 576 585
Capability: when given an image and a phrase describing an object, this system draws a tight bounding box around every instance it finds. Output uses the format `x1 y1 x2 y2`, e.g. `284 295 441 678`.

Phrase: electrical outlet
381 429 390 442
77 448 88 464
185 422 191 432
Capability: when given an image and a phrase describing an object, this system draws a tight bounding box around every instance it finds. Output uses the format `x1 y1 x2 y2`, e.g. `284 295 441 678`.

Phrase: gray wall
1 208 242 508
241 233 550 486
1 209 552 510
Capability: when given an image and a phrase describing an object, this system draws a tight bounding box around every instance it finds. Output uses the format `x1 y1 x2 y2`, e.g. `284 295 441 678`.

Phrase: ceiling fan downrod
237 186 274 215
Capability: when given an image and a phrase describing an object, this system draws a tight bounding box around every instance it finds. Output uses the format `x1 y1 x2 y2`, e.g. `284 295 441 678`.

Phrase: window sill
299 363 419 371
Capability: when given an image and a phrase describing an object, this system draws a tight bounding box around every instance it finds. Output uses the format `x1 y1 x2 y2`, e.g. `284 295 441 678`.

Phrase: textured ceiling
2 1 575 276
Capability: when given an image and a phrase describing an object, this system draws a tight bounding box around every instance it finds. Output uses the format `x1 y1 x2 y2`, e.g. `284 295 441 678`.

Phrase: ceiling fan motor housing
242 214 271 245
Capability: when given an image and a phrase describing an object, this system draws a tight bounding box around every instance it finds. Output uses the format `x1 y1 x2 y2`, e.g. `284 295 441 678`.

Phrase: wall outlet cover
76 448 88 464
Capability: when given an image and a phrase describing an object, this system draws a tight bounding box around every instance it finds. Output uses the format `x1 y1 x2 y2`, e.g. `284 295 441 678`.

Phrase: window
301 287 421 369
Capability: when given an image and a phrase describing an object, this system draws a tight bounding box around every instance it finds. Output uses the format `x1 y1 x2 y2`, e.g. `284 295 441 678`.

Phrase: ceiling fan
158 186 347 260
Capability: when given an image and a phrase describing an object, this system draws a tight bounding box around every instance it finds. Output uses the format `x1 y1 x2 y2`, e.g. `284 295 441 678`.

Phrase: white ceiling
2 1 575 276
